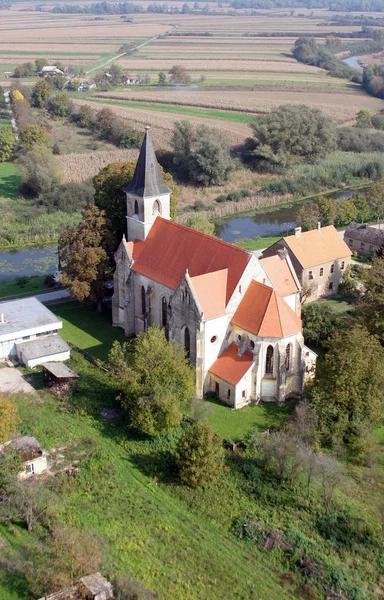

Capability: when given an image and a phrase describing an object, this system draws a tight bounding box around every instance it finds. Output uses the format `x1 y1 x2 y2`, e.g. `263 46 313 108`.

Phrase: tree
34 57 48 72
316 453 345 514
108 63 123 86
93 160 178 252
158 70 166 84
187 135 234 186
356 109 373 129
334 199 358 227
367 180 384 221
32 79 53 108
316 195 336 226
113 574 156 600
0 128 15 162
0 395 19 443
251 104 337 166
176 422 225 487
296 202 320 231
59 206 107 307
169 64 188 84
19 124 50 151
186 214 215 235
39 181 94 213
302 303 337 347
310 325 384 456
93 107 116 138
356 256 384 341
109 327 195 436
46 92 71 117
25 527 103 596
76 104 95 128
11 89 24 103
353 194 372 223
17 147 62 196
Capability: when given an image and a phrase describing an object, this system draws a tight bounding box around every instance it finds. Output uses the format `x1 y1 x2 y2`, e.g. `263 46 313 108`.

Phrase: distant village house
0 435 48 480
262 224 352 302
344 221 384 258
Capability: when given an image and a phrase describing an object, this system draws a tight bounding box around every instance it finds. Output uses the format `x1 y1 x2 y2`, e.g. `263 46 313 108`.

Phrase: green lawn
51 301 126 361
0 275 48 300
0 162 22 199
87 98 254 124
204 395 295 441
236 234 282 251
314 294 356 316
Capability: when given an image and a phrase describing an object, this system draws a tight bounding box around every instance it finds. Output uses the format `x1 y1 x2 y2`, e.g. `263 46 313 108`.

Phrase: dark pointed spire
125 127 171 198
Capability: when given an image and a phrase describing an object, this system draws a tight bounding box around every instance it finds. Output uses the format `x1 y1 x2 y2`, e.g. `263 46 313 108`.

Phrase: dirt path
3 90 19 141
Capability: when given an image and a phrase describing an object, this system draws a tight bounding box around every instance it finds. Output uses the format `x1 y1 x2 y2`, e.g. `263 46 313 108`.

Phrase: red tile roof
231 280 302 338
209 343 254 386
260 255 299 296
190 269 227 320
131 217 251 304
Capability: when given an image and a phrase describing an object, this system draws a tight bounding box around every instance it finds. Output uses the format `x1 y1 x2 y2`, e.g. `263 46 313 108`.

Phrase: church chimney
317 221 321 232
294 227 302 238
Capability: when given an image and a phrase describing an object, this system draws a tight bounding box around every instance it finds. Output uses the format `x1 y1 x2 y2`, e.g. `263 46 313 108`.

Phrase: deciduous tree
176 422 225 487
19 124 50 151
32 79 53 108
310 325 384 455
356 255 384 341
0 128 15 162
251 104 337 167
109 327 195 436
169 64 188 84
186 213 215 235
17 147 62 196
59 206 107 307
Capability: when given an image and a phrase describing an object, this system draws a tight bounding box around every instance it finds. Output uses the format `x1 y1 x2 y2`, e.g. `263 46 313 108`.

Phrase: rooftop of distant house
0 297 61 339
281 225 352 268
345 221 384 246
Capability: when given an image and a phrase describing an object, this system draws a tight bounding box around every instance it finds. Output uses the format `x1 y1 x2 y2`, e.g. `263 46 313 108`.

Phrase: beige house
112 129 316 407
344 222 384 258
262 224 352 302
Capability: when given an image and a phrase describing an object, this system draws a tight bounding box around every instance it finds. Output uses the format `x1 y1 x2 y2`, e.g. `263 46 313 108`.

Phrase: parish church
112 128 316 408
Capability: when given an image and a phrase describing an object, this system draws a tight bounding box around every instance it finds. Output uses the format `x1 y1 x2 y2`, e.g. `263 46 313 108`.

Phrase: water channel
0 188 366 280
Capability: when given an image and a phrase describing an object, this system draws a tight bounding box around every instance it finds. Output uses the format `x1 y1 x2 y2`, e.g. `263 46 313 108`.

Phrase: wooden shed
43 362 79 395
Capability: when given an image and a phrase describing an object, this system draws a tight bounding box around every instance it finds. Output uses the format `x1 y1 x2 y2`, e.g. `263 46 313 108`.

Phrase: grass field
203 394 295 441
87 97 255 124
51 301 126 361
0 162 21 199
236 235 282 250
0 360 300 600
0 275 47 299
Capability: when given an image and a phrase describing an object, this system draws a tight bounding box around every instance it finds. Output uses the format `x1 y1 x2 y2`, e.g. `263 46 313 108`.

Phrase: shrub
0 128 15 162
46 92 71 117
176 421 225 487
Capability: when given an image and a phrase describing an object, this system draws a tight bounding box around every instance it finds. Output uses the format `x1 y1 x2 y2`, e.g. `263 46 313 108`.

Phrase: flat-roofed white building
0 297 70 367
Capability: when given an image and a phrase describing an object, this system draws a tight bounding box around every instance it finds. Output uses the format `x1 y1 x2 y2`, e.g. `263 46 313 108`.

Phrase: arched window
152 199 161 216
184 327 190 359
134 200 139 215
285 343 292 371
265 345 274 374
141 286 146 316
162 296 167 328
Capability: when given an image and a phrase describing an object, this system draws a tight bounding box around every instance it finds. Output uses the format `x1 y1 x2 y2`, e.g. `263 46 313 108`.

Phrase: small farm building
0 297 70 367
43 362 78 394
0 435 48 480
344 222 384 258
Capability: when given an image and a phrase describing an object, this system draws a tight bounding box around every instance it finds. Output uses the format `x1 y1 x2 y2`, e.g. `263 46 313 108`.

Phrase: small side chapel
112 128 316 408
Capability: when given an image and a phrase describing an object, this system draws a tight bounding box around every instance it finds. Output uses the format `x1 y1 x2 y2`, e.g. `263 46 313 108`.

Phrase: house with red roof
112 129 316 408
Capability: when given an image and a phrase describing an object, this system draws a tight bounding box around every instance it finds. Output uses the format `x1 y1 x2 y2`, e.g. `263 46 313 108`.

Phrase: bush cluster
71 104 142 149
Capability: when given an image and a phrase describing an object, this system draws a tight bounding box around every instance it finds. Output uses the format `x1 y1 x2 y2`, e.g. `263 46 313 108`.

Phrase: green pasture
87 98 255 123
0 275 47 300
51 301 126 361
0 163 21 200
236 235 282 251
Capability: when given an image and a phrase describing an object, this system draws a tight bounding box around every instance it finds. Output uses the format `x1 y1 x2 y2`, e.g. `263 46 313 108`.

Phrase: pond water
216 188 367 243
0 246 58 281
342 55 363 69
0 188 367 279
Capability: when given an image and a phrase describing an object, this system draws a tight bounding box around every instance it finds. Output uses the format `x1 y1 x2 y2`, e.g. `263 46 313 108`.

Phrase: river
0 188 367 280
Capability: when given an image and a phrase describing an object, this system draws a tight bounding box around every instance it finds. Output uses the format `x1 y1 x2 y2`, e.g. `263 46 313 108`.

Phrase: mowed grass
87 97 254 124
0 275 47 300
51 301 126 361
1 367 299 600
203 395 295 441
236 235 282 250
0 162 21 199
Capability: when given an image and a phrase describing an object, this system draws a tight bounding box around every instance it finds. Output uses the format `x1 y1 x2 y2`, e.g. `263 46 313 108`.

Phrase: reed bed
56 148 139 182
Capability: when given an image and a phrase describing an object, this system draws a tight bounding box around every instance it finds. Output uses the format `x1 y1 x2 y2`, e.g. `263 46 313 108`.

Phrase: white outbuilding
0 297 70 367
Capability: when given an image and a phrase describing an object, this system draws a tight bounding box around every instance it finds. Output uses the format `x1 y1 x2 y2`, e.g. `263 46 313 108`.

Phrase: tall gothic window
134 200 139 215
162 296 167 328
285 343 292 371
153 199 161 216
184 327 190 359
265 345 274 374
141 286 146 315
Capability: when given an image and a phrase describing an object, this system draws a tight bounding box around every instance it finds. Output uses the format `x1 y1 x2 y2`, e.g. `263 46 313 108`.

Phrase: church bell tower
125 126 171 242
